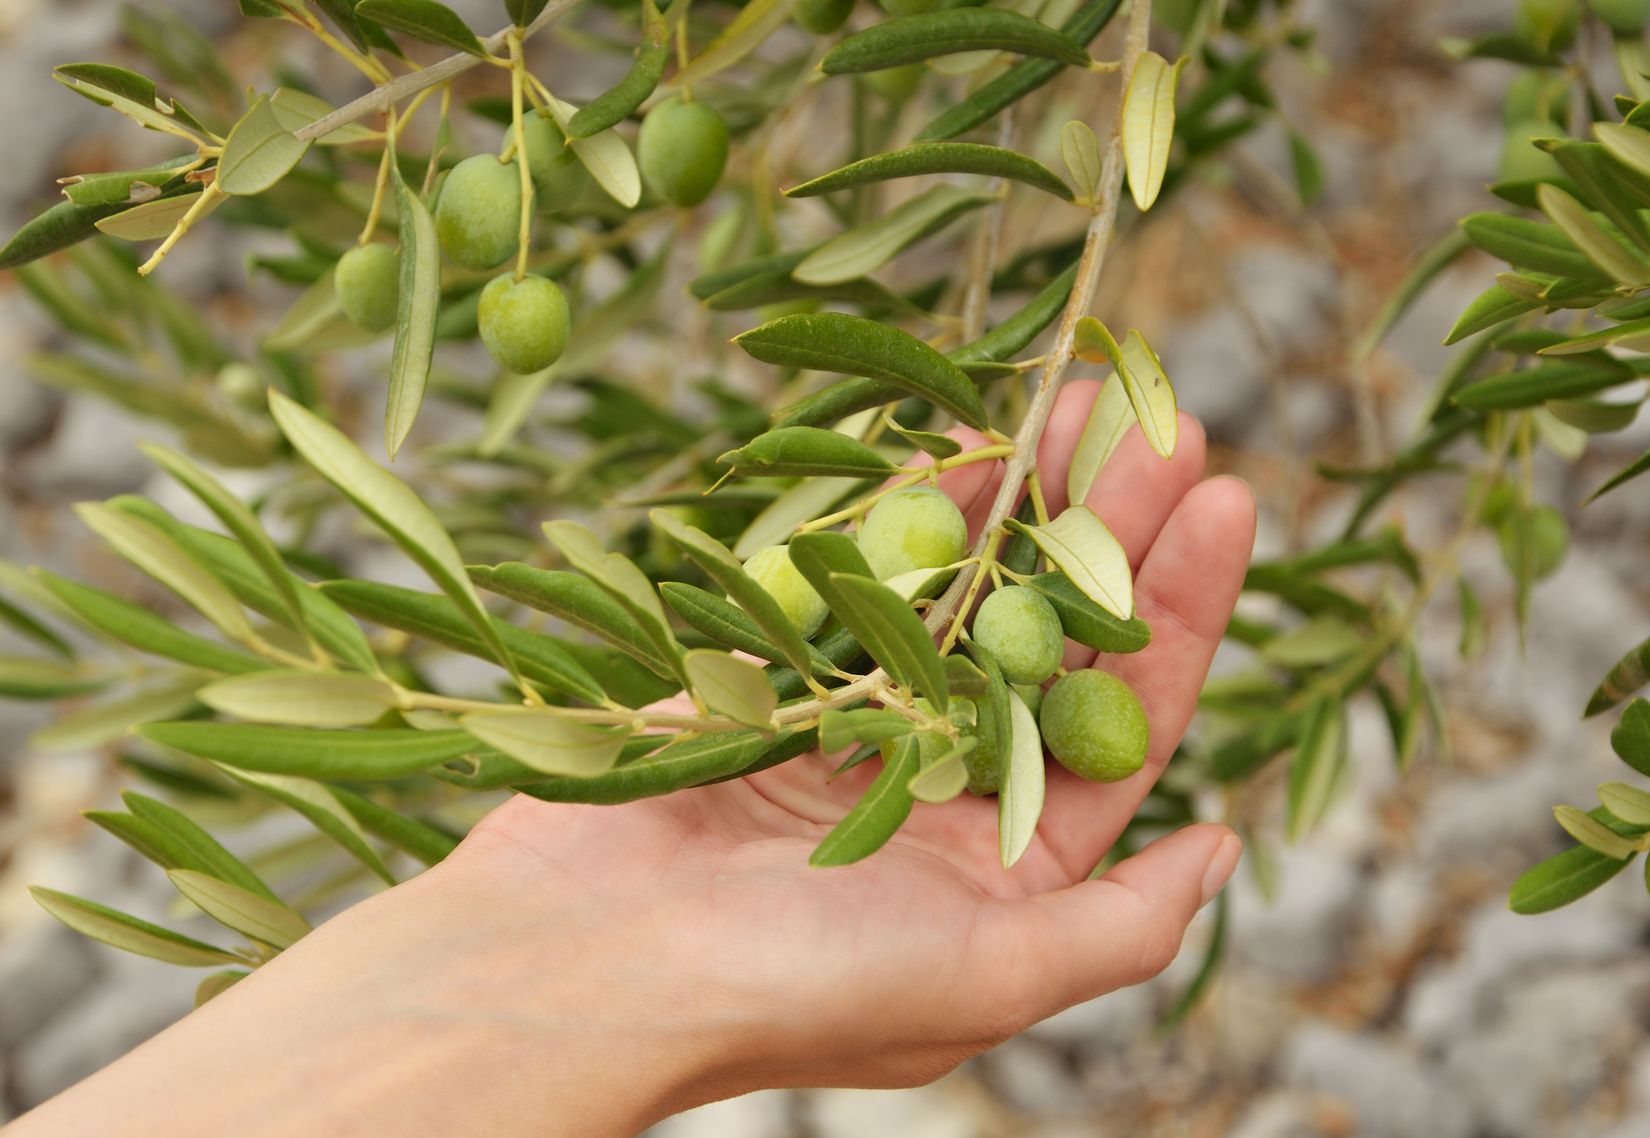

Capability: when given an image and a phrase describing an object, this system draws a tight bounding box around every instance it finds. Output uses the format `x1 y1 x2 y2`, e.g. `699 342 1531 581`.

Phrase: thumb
999 823 1241 1020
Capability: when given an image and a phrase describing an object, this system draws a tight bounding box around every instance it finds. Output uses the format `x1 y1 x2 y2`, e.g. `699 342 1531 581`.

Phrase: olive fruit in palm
971 586 1063 685
743 544 829 638
796 0 854 34
637 96 729 207
334 243 399 332
435 154 526 271
856 486 968 581
523 113 590 214
477 273 569 374
1039 670 1149 783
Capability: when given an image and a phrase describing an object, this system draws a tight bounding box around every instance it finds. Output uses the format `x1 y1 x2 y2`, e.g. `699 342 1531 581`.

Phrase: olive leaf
60 157 196 207
355 0 484 54
662 582 831 673
1006 506 1133 620
790 185 996 286
0 656 109 700
734 312 987 429
683 649 777 728
516 730 790 803
31 678 203 754
29 887 243 968
1537 183 1650 286
120 792 278 900
566 0 667 138
1443 282 1541 345
386 166 440 459
828 573 949 710
198 671 399 727
53 63 208 135
540 90 641 208
1453 358 1632 411
733 477 865 560
1508 843 1635 914
810 734 922 867
468 562 676 678
671 0 798 88
1060 120 1102 202
819 708 915 753
1021 570 1151 654
95 192 221 242
821 9 1091 73
141 722 479 780
268 391 523 690
998 688 1044 868
1554 804 1638 858
1286 697 1345 842
1065 375 1136 507
908 738 975 804
218 94 311 196
268 88 379 145
1599 782 1650 827
1461 213 1604 280
1121 51 1186 212
217 768 394 884
166 870 311 950
543 520 685 682
1072 317 1178 459
460 708 628 777
331 787 459 866
785 143 1073 201
718 427 896 478
32 570 267 675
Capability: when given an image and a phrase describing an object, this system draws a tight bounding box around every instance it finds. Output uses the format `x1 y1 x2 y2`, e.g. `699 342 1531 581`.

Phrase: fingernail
1200 834 1242 907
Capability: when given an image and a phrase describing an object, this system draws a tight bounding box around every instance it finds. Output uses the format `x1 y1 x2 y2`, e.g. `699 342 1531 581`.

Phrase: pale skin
5 384 1257 1138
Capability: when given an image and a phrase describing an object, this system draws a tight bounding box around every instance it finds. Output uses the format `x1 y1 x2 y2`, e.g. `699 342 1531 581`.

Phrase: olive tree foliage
0 0 1605 1010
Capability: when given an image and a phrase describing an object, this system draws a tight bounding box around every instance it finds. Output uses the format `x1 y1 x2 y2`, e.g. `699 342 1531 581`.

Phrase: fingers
989 824 1240 1021
1036 475 1257 878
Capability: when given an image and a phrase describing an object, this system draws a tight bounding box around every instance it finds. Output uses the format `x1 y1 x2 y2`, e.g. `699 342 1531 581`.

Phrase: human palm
455 381 1256 1094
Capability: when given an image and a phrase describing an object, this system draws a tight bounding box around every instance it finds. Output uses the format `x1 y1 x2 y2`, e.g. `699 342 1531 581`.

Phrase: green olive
1516 0 1580 51
856 485 968 581
523 113 590 214
1039 670 1149 783
742 544 829 638
963 698 1002 796
334 243 399 332
1502 71 1569 127
1498 504 1569 581
477 273 569 374
1498 118 1564 184
971 586 1063 685
1589 0 1650 30
796 0 854 34
859 63 924 104
435 154 526 271
1010 681 1044 721
637 97 729 208
878 0 940 14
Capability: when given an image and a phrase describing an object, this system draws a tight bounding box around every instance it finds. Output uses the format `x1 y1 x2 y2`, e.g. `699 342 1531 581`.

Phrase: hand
5 385 1256 1138
438 382 1257 1119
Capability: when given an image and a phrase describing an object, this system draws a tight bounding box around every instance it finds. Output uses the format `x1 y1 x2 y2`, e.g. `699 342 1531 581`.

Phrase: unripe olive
860 63 924 104
1039 670 1149 783
743 544 829 638
1502 71 1569 127
435 154 526 271
1010 682 1044 720
1498 504 1569 581
477 273 569 374
964 698 1002 796
1590 0 1650 31
1516 0 1580 51
971 586 1063 685
523 113 590 214
334 243 400 332
796 0 854 34
637 97 729 207
856 486 968 581
1499 118 1564 184
878 0 940 14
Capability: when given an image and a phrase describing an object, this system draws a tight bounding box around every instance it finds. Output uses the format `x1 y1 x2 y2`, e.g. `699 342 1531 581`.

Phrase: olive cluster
745 486 1149 793
332 98 729 376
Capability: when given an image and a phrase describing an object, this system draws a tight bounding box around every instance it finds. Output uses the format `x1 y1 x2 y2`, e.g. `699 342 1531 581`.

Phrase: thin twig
293 0 581 142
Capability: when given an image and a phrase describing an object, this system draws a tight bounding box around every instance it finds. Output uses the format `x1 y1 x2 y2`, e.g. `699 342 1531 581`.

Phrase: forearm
7 861 724 1138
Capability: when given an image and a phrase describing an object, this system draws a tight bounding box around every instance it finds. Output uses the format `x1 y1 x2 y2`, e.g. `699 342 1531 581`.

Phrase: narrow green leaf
59 157 196 207
1537 183 1650 285
1461 212 1604 279
141 722 477 779
883 416 963 460
123 792 278 900
821 9 1090 73
540 91 641 208
735 311 987 429
1611 699 1650 776
1589 644 1650 717
683 649 777 728
30 887 242 967
331 786 459 865
1121 51 1186 212
1554 804 1638 858
543 520 683 682
819 708 914 753
218 768 393 883
909 740 974 804
515 729 789 804
386 168 440 458
1454 358 1633 411
53 62 208 135
566 0 667 138
1065 375 1136 507
791 185 995 287
31 678 203 753
998 688 1044 868
74 502 254 645
829 573 949 708
1286 697 1344 841
1006 506 1133 619
1022 570 1151 654
0 655 108 699
1595 120 1650 180
719 426 895 478
355 0 484 54
1599 782 1650 827
95 191 221 242
785 143 1072 201
468 562 675 678
1060 120 1101 202
268 391 521 688
460 708 627 777
1443 281 1541 345
32 569 267 675
1509 843 1634 914
1587 443 1650 501
671 0 798 88
810 734 921 866
199 670 398 727
1072 318 1178 458
218 94 311 196
166 870 310 950
195 969 248 1007
0 199 139 270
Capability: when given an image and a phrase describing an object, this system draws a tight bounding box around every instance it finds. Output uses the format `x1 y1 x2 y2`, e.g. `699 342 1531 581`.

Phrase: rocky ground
5 0 1650 1134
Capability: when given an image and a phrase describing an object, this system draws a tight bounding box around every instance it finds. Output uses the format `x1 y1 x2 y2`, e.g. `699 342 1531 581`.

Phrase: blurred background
4 1 1650 1135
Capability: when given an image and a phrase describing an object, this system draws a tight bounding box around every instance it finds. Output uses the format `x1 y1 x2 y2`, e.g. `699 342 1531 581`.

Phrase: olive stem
507 31 534 283
922 0 1154 642
292 0 582 142
136 179 225 276
358 123 395 246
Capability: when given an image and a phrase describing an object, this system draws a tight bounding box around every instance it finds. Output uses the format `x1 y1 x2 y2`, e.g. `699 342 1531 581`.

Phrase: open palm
454 380 1256 1096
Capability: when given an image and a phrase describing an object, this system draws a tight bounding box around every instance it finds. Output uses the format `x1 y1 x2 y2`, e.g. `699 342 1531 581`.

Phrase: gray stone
979 1037 1087 1116
1156 308 1266 436
0 923 98 1047
1226 1090 1337 1138
1225 243 1340 356
25 397 152 500
1282 1024 1473 1138
644 1090 794 1138
805 1078 990 1138
1023 985 1154 1052
1228 843 1364 981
